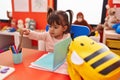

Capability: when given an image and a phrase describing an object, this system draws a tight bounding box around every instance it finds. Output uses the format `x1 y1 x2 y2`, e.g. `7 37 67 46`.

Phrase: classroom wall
11 0 54 46
12 12 47 30
12 0 54 30
1 0 120 30
108 0 120 7
11 0 120 30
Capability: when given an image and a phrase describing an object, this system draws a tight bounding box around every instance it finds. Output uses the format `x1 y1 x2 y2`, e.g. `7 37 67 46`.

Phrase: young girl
20 8 73 52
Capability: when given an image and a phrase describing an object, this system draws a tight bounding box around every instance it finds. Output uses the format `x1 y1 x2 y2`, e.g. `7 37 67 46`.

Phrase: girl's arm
20 28 48 41
27 30 48 41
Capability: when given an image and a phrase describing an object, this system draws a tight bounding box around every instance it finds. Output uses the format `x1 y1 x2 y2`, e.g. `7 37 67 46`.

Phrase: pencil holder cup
12 52 22 64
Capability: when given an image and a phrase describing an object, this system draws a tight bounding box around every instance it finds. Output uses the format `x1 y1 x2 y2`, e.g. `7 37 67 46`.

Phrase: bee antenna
70 33 74 41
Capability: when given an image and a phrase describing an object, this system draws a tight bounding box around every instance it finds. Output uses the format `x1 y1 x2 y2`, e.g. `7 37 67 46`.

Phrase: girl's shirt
27 31 70 52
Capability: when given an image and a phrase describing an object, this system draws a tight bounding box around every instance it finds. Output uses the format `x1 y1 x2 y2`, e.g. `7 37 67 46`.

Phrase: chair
70 24 90 38
46 24 90 38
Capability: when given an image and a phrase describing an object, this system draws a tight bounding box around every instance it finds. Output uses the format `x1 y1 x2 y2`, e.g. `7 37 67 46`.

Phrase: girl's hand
20 28 30 35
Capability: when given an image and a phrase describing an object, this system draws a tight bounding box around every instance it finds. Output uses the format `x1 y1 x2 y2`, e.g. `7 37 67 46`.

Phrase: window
0 0 12 21
54 0 107 26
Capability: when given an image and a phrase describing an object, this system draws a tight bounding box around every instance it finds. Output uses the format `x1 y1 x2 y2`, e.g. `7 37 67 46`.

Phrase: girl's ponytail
66 10 73 27
47 7 54 18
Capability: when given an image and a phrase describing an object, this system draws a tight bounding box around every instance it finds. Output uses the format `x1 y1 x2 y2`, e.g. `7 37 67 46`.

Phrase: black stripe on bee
99 60 120 75
84 48 107 62
83 47 120 75
91 53 115 68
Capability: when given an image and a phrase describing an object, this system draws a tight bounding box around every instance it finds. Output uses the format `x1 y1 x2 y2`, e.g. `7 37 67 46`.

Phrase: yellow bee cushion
67 36 120 80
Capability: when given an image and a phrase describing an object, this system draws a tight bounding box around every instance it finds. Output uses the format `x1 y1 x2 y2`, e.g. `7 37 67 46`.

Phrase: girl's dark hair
47 8 73 33
47 7 54 17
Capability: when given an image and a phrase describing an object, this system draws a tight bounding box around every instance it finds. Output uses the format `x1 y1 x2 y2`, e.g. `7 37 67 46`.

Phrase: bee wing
71 51 84 65
99 43 110 50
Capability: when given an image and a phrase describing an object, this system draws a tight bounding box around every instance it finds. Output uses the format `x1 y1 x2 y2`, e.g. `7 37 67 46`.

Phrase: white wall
0 0 12 20
57 0 104 25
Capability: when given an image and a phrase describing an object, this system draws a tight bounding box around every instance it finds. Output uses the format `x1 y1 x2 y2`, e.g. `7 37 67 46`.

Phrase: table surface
0 48 70 80
104 29 120 39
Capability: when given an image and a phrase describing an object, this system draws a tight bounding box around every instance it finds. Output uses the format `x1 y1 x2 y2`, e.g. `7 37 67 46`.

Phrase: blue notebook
31 37 71 71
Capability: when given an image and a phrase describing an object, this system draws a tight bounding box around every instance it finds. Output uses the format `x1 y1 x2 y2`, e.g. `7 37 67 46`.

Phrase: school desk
0 48 70 80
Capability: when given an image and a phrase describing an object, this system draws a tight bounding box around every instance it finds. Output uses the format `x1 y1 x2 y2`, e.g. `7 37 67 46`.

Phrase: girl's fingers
19 28 30 35
23 29 30 35
19 28 26 35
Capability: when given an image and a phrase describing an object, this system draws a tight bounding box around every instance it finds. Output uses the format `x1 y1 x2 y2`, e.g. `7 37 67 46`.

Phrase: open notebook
30 37 71 71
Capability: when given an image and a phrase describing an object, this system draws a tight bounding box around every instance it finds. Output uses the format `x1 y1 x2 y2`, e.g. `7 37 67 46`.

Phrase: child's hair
47 7 54 17
47 8 73 34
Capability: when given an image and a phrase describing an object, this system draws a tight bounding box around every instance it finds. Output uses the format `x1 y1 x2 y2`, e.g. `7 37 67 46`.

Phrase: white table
103 29 120 44
102 29 120 55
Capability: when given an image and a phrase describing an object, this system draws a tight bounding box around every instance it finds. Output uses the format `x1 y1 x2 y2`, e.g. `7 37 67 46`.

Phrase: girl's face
49 23 67 39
